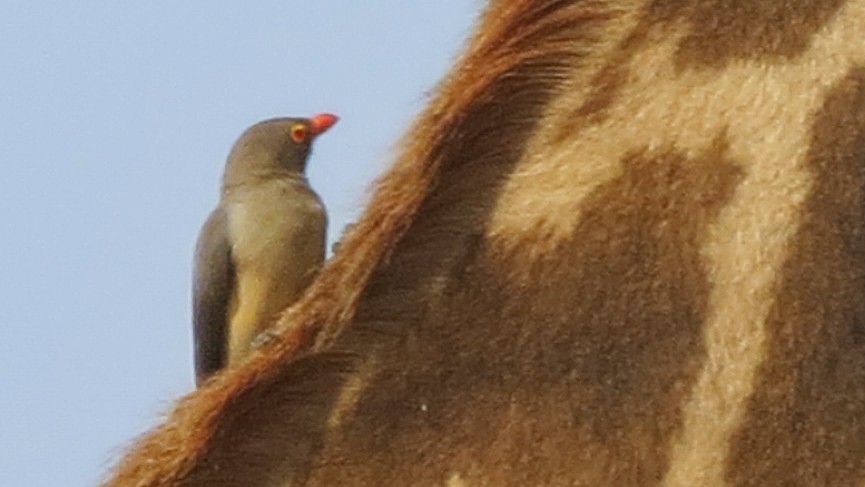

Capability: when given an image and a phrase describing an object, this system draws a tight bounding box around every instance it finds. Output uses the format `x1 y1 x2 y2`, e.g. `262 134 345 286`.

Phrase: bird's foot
251 329 281 350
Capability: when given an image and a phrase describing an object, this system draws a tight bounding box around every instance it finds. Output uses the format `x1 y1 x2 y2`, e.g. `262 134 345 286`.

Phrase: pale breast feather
225 181 325 268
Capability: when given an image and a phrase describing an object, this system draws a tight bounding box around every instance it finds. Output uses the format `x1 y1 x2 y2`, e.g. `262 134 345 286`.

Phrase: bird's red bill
310 113 339 135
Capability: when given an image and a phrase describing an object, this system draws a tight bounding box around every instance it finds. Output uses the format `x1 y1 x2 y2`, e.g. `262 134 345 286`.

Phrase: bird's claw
251 329 281 349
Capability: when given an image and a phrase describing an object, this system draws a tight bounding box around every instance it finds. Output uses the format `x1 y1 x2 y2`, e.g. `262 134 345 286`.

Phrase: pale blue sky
0 3 478 485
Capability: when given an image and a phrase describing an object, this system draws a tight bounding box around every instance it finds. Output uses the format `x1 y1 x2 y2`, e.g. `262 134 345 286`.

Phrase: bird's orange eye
290 124 308 143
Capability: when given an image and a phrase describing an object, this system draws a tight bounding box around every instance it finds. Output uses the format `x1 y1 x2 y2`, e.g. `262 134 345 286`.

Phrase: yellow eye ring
290 124 308 143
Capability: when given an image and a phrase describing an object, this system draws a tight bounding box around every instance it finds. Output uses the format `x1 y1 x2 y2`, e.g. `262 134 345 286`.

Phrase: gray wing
192 206 233 386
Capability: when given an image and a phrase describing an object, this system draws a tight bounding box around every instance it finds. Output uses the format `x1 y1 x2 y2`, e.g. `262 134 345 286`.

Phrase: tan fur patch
325 351 380 431
446 473 467 487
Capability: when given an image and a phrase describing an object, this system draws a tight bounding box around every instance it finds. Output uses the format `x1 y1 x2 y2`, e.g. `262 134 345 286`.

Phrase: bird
192 114 337 386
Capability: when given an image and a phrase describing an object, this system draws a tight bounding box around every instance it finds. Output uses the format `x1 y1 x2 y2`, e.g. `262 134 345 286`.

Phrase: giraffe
104 1 865 485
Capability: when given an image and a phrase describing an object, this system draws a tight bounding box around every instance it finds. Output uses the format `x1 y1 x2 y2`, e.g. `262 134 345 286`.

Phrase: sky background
0 3 479 485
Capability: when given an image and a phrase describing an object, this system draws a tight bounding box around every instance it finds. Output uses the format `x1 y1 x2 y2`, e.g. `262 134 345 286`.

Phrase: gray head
222 113 338 188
